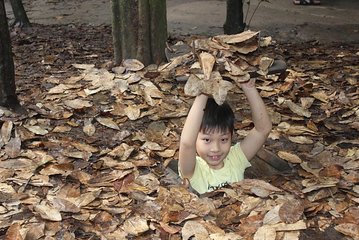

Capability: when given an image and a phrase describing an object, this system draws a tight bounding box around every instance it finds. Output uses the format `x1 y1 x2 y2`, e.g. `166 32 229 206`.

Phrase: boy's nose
210 142 220 152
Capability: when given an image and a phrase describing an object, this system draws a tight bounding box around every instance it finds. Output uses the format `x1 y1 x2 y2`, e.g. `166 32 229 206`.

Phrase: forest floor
1 0 359 240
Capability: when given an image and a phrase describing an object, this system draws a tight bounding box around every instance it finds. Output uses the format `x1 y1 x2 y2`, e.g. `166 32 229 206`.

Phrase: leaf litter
0 23 358 239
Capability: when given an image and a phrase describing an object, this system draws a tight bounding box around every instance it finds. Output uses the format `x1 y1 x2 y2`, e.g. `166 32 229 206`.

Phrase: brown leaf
184 74 203 97
199 52 215 80
334 223 359 240
83 118 96 136
159 222 181 234
124 105 141 120
123 59 144 71
263 204 282 225
182 220 209 240
24 223 45 240
39 163 74 176
24 125 49 135
63 99 92 109
216 204 241 227
1 120 13 144
50 197 81 213
279 199 304 224
214 30 259 45
288 136 314 144
123 215 149 236
73 189 101 207
108 143 134 160
70 142 98 153
233 179 282 197
5 223 22 240
319 165 343 179
96 117 119 130
253 225 276 240
34 204 62 221
278 151 302 163
272 220 307 231
285 100 312 118
4 136 21 158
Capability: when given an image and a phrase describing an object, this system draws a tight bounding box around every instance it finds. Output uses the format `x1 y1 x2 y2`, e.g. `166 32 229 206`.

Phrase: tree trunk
223 0 245 34
9 0 30 27
0 0 25 113
111 0 167 66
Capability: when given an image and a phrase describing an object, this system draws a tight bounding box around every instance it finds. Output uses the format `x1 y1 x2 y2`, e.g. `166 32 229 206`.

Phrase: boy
179 79 272 194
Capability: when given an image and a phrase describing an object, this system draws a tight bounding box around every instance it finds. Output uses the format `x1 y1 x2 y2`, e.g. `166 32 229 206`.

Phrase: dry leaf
140 80 164 98
253 225 276 240
279 199 304 224
73 189 101 207
124 105 141 120
182 220 209 240
5 223 22 240
214 30 259 44
34 204 62 221
272 220 307 231
4 136 21 158
123 59 145 71
278 151 302 163
83 118 96 136
108 143 134 161
288 136 314 144
184 74 204 97
96 117 120 130
263 204 282 225
24 125 49 135
285 100 312 118
64 99 92 109
24 223 45 240
199 52 216 80
122 215 149 236
1 120 13 144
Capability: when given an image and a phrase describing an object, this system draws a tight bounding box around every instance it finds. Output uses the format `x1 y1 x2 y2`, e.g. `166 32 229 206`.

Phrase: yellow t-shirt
182 143 251 194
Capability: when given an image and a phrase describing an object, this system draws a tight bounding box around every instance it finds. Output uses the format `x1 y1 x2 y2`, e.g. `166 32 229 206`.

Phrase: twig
246 0 271 30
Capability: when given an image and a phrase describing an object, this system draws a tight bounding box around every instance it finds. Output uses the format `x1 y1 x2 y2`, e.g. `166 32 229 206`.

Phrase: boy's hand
239 78 256 89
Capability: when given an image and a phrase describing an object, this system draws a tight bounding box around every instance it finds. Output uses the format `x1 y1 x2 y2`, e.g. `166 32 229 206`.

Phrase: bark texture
0 0 25 113
9 0 30 27
224 0 245 34
111 0 167 66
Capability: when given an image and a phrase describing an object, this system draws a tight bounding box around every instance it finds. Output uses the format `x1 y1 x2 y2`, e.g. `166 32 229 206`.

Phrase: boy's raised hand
237 77 272 161
239 78 256 89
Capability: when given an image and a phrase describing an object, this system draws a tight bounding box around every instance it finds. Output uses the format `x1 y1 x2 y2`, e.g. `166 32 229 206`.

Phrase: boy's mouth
209 155 222 161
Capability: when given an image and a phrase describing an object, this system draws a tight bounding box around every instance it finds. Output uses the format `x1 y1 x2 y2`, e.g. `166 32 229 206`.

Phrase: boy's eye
203 138 211 143
221 138 229 143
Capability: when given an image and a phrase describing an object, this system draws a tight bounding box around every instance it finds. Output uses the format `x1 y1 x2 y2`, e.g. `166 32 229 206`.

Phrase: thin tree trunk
0 0 26 113
111 0 167 66
111 0 122 64
223 0 245 34
149 0 167 65
137 0 151 65
9 0 30 27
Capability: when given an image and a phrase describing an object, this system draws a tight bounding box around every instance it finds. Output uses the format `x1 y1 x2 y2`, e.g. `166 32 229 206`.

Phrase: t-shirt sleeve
231 143 251 170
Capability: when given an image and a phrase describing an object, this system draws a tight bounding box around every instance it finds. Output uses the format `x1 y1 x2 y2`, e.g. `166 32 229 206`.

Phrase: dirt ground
5 0 359 43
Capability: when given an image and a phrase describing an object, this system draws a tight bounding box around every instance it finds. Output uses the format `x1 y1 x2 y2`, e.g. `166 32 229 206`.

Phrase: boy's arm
239 79 272 161
179 94 208 179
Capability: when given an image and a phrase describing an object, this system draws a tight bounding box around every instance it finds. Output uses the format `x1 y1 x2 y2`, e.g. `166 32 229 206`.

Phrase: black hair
200 98 235 135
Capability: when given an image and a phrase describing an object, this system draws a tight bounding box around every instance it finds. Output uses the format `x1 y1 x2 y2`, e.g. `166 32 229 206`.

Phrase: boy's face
196 128 232 169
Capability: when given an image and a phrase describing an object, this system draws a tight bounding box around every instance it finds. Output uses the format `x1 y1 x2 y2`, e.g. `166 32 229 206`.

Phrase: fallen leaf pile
166 31 275 105
0 23 358 239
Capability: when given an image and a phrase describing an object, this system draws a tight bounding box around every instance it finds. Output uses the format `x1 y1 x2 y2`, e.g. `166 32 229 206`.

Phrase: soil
5 0 359 43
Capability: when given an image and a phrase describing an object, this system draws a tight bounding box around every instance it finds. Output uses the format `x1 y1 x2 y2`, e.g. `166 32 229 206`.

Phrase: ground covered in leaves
0 24 358 240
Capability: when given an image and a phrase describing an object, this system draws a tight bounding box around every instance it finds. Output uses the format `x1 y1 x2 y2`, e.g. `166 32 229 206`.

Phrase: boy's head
200 98 235 136
196 98 235 169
